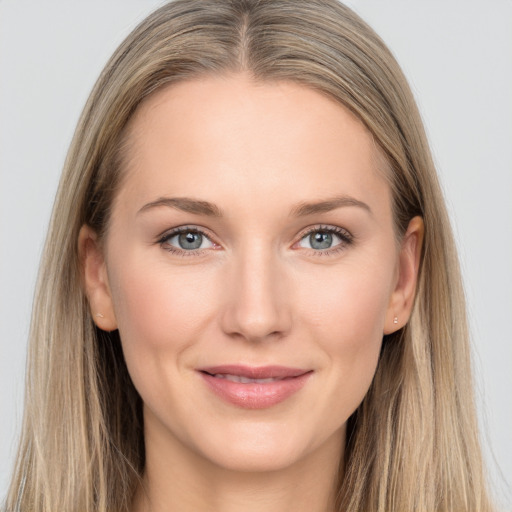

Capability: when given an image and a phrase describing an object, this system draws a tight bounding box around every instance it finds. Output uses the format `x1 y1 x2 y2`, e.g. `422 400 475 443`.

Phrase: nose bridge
220 240 291 342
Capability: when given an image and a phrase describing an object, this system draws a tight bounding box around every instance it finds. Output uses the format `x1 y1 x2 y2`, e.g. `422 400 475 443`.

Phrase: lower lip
199 372 313 409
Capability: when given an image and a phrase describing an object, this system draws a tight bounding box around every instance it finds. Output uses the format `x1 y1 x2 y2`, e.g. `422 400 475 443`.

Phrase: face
81 74 422 474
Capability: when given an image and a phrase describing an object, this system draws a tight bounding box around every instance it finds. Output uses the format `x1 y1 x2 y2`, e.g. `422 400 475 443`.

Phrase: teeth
213 373 281 383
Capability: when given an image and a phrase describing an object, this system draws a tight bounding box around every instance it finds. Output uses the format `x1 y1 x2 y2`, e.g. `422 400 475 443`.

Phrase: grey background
1 0 511 507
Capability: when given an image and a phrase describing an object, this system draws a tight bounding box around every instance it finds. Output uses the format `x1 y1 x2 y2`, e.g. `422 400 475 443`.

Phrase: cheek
300 256 393 341
297 258 394 409
107 254 217 370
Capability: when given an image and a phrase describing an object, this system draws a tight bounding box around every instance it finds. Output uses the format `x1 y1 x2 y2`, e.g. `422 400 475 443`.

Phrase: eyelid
297 224 352 239
157 225 220 254
156 224 354 257
293 224 354 254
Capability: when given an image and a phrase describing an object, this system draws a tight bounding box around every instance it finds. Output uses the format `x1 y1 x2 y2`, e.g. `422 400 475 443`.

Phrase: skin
80 74 423 512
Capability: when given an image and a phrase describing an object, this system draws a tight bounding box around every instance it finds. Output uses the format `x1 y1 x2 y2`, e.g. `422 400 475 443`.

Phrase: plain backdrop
1 0 511 507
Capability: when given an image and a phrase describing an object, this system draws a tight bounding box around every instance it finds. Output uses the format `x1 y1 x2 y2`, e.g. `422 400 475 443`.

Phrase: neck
132 414 344 512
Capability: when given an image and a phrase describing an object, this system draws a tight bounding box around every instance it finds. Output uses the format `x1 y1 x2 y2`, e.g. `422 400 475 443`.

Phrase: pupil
310 231 332 250
179 232 202 250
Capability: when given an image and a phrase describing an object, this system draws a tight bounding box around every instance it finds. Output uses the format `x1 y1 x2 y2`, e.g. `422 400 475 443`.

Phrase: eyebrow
138 197 222 217
137 194 372 218
289 195 372 217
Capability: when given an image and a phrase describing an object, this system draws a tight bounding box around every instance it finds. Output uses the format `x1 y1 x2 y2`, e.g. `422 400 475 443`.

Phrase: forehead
114 74 391 220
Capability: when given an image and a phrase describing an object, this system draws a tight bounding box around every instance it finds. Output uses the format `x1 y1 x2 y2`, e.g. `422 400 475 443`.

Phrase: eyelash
157 226 215 257
297 225 354 256
157 225 354 257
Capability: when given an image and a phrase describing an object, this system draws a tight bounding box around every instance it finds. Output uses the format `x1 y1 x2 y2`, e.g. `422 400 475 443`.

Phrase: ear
384 216 424 334
78 225 118 331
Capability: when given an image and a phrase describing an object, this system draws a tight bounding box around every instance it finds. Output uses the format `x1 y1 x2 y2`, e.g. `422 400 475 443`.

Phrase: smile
197 365 313 409
210 374 289 383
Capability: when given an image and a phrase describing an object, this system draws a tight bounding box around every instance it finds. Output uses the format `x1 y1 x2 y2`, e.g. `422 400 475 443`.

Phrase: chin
192 420 341 474
205 443 306 473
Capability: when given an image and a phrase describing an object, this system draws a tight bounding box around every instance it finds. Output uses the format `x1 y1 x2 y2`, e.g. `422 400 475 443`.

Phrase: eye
296 226 352 252
159 227 215 252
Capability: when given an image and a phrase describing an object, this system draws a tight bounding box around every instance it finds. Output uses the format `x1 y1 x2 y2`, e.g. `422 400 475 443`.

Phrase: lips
197 365 313 409
209 374 283 384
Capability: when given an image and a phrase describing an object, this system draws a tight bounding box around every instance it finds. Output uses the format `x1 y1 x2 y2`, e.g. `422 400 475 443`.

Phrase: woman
3 0 495 511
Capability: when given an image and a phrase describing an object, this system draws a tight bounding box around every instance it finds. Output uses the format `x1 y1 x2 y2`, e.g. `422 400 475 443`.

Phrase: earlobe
78 225 118 331
384 216 424 334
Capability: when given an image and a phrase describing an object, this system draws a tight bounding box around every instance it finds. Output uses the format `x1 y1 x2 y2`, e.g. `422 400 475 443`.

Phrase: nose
219 245 292 343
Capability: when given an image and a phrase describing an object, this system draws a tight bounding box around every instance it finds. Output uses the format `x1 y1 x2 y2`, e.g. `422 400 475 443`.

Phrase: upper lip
198 365 311 379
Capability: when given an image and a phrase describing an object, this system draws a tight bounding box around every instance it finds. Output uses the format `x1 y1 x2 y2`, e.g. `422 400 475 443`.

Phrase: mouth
205 374 291 384
196 365 313 409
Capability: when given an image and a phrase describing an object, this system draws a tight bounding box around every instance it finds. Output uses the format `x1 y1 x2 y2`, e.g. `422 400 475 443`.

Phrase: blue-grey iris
179 232 203 250
310 231 332 250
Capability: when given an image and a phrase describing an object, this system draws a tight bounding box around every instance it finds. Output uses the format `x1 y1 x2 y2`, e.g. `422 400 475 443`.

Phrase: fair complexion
80 74 423 512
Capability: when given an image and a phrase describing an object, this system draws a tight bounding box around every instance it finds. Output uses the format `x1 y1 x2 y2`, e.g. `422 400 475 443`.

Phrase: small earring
393 316 398 324
95 313 105 318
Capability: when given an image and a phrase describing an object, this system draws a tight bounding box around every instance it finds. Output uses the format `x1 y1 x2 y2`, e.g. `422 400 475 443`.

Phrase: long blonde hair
5 1 493 511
